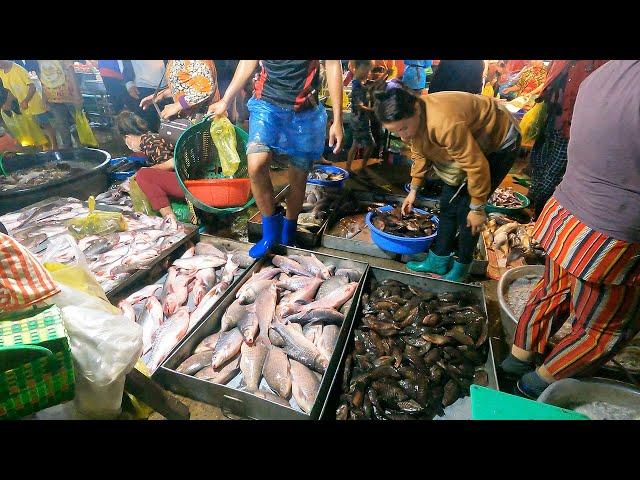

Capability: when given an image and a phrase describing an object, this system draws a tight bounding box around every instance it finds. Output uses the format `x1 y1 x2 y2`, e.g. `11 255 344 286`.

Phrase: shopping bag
17 113 48 147
210 116 241 177
519 101 547 145
1 111 22 143
73 107 98 147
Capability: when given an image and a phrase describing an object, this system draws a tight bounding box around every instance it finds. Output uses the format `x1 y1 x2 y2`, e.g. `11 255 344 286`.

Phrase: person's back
554 60 640 244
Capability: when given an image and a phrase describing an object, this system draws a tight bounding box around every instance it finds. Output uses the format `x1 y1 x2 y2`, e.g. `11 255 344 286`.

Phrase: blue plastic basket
109 156 148 182
306 165 350 188
366 205 439 255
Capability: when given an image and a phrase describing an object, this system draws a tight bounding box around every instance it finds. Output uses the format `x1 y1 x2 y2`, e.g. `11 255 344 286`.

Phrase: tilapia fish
315 275 348 300
194 332 221 354
263 347 292 399
290 360 321 414
147 307 190 372
240 341 268 392
177 351 214 375
211 328 244 369
272 323 328 374
195 355 241 385
272 255 313 277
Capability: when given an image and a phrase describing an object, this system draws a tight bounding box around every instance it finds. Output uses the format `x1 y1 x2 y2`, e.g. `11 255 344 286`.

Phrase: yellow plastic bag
519 101 548 145
66 196 128 239
210 116 240 177
1 111 48 147
482 82 496 97
73 107 98 147
129 177 158 216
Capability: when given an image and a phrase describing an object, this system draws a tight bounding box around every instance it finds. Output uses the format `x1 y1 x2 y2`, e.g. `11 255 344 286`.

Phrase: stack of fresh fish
0 198 192 292
118 241 254 373
0 162 83 192
337 278 489 420
370 206 437 238
488 188 524 209
173 253 362 414
484 213 545 267
307 167 347 182
94 185 133 211
327 197 387 240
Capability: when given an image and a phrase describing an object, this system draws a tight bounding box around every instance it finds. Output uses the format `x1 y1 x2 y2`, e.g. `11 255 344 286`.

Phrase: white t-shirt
129 60 166 90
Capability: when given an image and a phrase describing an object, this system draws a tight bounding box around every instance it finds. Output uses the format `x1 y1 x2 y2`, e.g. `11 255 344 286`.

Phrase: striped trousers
514 256 640 379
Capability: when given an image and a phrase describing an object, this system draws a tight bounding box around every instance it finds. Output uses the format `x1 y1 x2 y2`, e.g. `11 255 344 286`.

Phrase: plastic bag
41 233 108 301
482 82 496 97
1 110 48 147
65 196 128 239
210 116 241 177
519 101 547 145
129 177 157 216
73 107 98 147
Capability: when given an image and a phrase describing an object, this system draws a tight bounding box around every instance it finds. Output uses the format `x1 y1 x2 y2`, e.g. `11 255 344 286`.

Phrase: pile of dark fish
118 241 253 372
307 167 347 182
0 162 83 191
327 198 387 240
337 278 489 420
488 188 524 209
173 253 362 414
370 206 437 238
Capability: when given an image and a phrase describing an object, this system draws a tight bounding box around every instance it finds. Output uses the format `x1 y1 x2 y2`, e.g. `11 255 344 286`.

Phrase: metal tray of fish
247 184 340 249
154 245 369 420
114 236 258 373
352 189 440 212
319 267 499 420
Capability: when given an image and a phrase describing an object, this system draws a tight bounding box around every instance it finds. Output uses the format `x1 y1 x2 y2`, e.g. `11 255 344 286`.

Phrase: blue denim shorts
246 97 327 172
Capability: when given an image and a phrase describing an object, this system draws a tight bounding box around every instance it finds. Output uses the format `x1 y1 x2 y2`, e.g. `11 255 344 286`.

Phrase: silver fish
230 251 254 269
263 347 292 399
176 351 213 376
251 266 283 281
255 284 277 344
195 354 240 385
210 328 244 369
237 278 275 305
147 307 190 372
315 275 348 300
221 299 249 332
119 301 138 324
290 359 321 414
122 284 162 305
334 268 362 283
252 389 292 407
286 308 345 325
139 296 164 355
317 324 340 361
240 340 268 392
237 308 259 345
303 323 323 345
194 332 221 354
271 255 314 277
287 283 358 317
188 281 229 331
289 254 331 279
273 323 328 374
172 255 227 272
277 275 318 292
195 242 227 258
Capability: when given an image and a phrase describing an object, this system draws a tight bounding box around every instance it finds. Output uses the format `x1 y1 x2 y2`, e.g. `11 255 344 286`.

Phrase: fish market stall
154 246 368 419
112 236 257 375
322 267 498 420
0 197 197 298
0 148 111 215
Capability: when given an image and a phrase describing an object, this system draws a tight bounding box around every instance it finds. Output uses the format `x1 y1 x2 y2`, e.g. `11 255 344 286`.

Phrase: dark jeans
102 77 128 114
124 86 167 133
431 136 521 264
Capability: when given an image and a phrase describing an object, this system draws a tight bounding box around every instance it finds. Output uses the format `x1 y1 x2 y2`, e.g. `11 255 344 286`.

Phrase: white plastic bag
39 234 143 418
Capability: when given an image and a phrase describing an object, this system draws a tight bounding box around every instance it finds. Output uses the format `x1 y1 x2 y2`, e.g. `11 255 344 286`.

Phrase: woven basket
174 118 255 216
0 305 75 419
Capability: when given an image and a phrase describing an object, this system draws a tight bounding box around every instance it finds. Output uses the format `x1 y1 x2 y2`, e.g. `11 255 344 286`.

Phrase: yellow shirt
0 63 47 115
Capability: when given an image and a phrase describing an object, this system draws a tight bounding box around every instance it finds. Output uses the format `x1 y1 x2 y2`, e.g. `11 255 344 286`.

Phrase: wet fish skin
276 275 317 292
194 332 221 354
255 284 277 344
289 254 331 279
221 299 249 332
285 308 345 325
273 323 328 374
279 277 324 316
195 242 227 258
318 324 340 360
238 308 259 345
147 307 190 372
236 279 275 305
252 389 292 407
176 351 214 375
123 284 162 305
334 268 362 283
240 341 268 392
290 360 321 414
139 296 164 354
303 324 323 346
195 354 241 385
315 275 348 300
173 255 227 272
286 282 358 317
211 328 244 368
119 301 138 324
230 251 254 269
251 267 283 281
189 280 230 331
195 267 217 290
271 255 313 277
163 283 189 316
263 347 292 399
192 279 208 306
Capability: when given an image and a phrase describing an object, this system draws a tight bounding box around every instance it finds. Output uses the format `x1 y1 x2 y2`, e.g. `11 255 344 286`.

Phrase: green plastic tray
486 191 530 215
470 385 589 420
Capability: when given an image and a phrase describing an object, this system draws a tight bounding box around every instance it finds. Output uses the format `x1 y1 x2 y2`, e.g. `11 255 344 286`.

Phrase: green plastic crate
470 385 589 420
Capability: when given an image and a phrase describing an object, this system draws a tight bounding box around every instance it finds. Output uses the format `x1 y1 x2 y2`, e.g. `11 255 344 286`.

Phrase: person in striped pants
500 61 640 399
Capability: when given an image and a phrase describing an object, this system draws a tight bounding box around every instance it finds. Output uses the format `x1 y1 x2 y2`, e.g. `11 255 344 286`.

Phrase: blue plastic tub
109 156 148 182
366 205 439 255
306 165 350 188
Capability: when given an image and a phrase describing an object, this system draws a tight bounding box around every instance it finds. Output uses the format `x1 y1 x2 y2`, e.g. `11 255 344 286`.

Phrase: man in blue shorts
209 60 344 258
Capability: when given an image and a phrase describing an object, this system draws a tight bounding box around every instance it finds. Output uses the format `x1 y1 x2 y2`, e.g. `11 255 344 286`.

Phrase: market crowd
1 59 638 402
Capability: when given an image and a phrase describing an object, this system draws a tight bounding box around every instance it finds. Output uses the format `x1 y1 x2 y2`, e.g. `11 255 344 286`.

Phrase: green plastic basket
0 305 75 419
486 191 530 215
173 118 255 216
470 385 589 420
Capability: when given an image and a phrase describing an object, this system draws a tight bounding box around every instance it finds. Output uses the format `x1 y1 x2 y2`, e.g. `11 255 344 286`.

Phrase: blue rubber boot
249 211 283 258
281 217 298 247
406 250 452 275
441 260 472 283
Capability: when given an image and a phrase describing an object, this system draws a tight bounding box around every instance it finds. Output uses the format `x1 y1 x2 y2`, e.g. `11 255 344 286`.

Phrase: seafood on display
337 278 490 420
488 188 524 209
370 206 437 238
172 252 361 414
0 197 192 292
0 162 84 192
483 213 545 268
117 241 252 373
307 167 347 182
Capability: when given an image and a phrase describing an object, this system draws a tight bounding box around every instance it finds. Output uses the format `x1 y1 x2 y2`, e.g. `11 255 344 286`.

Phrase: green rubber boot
406 250 452 275
441 260 471 283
